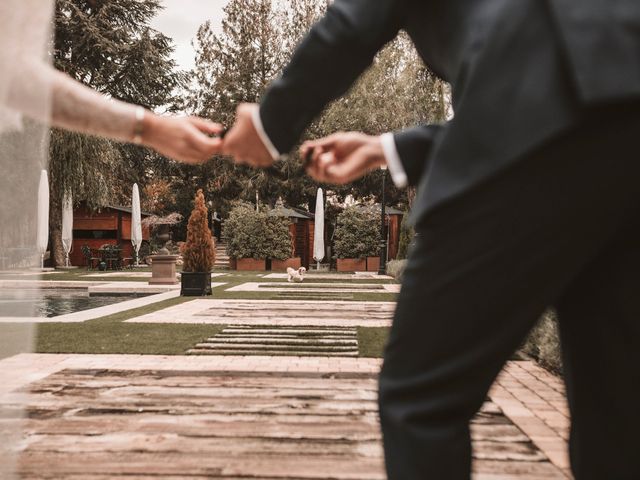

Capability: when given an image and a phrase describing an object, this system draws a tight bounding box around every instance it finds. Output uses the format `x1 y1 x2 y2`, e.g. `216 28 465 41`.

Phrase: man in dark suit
222 0 640 478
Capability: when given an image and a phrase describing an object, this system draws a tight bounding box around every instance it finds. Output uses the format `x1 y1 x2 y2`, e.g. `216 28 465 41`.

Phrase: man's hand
301 132 387 184
223 103 275 167
142 115 223 164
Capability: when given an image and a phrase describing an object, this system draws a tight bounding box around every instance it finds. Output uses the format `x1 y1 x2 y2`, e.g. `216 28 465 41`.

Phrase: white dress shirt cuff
380 132 408 188
251 106 281 161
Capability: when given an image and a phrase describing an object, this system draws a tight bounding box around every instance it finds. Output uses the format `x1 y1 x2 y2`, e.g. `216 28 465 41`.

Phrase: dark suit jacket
259 0 640 224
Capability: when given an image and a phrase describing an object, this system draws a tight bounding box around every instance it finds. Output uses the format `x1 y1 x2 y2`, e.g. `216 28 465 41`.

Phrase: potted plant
180 190 216 296
334 206 379 272
224 202 268 271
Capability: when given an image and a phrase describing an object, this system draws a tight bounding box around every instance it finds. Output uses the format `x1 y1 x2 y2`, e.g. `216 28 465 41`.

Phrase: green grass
35 296 224 355
357 327 390 358
16 269 397 356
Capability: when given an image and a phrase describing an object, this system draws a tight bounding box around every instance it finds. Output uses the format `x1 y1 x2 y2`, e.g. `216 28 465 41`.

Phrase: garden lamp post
378 165 388 275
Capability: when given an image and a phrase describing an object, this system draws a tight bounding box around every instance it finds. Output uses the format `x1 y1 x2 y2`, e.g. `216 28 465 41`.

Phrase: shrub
180 189 216 272
522 310 563 374
333 206 380 259
396 213 414 260
386 259 407 281
225 202 292 260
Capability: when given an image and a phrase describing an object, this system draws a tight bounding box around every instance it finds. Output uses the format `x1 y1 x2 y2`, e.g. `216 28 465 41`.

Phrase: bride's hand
142 114 224 164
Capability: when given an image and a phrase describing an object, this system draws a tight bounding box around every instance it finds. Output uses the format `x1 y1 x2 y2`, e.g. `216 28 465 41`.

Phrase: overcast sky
151 0 229 71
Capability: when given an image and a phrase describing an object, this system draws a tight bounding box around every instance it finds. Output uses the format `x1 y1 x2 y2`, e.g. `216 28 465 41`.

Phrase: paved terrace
0 354 571 479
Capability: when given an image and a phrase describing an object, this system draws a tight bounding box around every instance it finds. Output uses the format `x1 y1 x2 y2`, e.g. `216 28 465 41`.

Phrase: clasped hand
146 102 386 185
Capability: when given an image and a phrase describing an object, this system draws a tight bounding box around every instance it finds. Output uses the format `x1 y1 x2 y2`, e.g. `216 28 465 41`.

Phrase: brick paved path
0 354 571 479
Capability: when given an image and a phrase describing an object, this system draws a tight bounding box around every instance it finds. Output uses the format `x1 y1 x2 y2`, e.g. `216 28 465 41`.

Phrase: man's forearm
259 0 406 154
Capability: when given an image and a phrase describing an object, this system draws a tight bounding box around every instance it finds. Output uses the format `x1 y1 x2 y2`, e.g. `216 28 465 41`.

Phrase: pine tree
49 0 184 266
181 190 216 273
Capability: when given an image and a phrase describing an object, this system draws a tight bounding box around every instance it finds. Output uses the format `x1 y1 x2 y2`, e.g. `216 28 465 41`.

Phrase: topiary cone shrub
180 190 215 296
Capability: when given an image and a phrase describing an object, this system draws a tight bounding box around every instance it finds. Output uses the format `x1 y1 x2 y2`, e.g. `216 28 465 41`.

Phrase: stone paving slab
263 273 395 281
126 299 396 327
0 355 569 479
83 272 227 279
226 282 400 294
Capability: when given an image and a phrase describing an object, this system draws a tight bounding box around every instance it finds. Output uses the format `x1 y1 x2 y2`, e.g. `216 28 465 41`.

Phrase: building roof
268 206 314 220
107 205 151 217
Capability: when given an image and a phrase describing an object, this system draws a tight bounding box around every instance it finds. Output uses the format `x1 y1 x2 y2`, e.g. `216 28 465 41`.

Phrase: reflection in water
0 289 149 318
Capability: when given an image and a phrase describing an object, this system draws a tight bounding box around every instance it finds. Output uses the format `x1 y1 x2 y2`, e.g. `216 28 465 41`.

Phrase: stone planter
236 258 266 271
366 256 380 272
336 258 366 272
180 271 212 296
149 255 178 285
271 257 302 272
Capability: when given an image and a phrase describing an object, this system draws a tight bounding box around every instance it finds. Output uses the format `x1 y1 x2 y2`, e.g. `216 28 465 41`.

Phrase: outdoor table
98 247 123 270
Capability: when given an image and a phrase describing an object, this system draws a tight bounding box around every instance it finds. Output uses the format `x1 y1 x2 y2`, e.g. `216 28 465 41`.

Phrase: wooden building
366 204 405 262
268 206 315 269
69 204 150 267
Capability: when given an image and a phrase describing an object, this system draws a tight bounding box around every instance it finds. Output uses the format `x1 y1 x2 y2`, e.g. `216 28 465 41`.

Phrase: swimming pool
0 289 150 318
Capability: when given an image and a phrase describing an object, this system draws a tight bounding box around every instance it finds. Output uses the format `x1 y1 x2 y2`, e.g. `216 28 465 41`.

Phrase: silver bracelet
132 106 145 144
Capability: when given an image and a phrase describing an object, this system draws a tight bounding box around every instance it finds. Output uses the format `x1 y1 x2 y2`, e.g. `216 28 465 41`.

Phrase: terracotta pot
236 258 266 271
271 257 302 272
337 258 366 272
366 256 380 272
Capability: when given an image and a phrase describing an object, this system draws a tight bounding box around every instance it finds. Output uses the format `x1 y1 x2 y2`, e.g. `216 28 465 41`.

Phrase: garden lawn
36 297 224 355
29 270 396 356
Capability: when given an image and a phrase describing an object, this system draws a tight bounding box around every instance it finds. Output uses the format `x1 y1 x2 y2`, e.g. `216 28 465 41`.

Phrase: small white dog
287 266 306 283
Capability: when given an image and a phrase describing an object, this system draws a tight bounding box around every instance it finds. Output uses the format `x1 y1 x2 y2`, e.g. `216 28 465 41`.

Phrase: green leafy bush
522 310 563 374
333 206 380 259
386 259 407 281
225 202 292 260
396 213 414 260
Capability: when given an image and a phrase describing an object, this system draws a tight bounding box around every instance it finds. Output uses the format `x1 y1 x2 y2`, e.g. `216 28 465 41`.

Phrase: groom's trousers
379 102 640 480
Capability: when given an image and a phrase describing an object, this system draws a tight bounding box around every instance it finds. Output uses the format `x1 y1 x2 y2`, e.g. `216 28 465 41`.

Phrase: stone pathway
188 325 360 356
226 282 400 294
127 299 396 327
263 273 394 280
0 354 570 479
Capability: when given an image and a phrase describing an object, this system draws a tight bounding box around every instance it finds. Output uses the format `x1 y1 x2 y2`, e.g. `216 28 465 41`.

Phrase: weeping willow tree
48 0 184 266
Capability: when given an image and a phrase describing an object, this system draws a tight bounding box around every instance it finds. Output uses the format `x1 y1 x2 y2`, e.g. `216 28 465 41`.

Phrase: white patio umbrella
61 193 73 267
313 188 325 270
131 183 143 266
36 169 49 269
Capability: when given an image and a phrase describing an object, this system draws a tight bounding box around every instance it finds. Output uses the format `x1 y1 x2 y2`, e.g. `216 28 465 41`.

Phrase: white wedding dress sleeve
0 0 140 142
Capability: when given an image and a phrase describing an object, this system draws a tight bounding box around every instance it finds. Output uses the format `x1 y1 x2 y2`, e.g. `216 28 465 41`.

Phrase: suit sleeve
259 0 407 154
392 124 445 186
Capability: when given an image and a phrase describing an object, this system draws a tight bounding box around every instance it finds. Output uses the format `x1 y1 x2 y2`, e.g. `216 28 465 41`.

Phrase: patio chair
81 245 100 270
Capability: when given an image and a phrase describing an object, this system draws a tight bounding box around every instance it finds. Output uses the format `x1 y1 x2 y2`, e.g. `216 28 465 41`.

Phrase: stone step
193 343 358 352
187 349 359 357
197 338 358 346
212 335 357 341
221 330 358 336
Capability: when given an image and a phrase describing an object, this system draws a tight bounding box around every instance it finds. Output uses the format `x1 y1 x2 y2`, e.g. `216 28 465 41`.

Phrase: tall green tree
49 0 184 266
190 0 449 215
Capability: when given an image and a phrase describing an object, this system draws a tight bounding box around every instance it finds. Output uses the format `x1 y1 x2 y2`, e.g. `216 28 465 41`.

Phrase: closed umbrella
131 183 143 266
36 169 49 269
313 188 325 270
61 193 73 267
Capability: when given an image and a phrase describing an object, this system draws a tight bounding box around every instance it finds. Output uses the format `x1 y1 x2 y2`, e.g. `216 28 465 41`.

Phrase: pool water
0 289 149 318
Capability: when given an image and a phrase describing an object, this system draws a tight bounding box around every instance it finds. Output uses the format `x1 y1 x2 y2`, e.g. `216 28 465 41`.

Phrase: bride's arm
6 58 222 164
51 69 223 163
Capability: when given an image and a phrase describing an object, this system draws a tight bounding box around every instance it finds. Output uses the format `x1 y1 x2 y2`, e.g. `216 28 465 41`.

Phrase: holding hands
160 104 385 187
